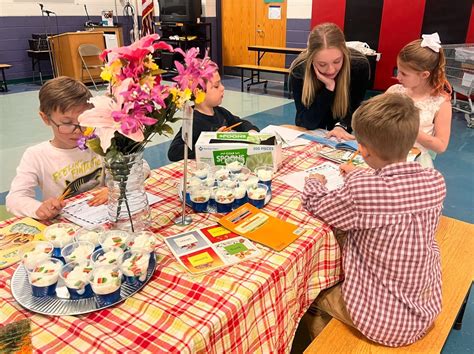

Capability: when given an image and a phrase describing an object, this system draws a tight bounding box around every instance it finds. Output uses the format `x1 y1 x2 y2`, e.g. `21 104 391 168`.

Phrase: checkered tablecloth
0 142 343 353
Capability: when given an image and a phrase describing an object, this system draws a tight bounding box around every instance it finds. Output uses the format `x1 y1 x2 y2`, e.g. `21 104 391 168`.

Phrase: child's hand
36 198 65 220
88 187 108 206
217 126 227 132
326 127 355 141
339 163 357 176
306 173 327 185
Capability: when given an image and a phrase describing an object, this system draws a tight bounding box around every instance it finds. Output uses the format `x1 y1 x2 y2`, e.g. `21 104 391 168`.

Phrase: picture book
218 203 302 251
164 225 261 274
301 130 358 151
318 147 367 167
279 161 345 192
0 218 47 269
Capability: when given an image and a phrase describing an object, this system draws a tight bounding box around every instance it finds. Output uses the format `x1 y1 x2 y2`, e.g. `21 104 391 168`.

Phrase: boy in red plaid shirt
301 93 446 347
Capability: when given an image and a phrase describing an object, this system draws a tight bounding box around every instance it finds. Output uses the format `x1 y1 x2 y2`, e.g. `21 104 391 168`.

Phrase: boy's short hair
39 76 92 115
352 93 419 161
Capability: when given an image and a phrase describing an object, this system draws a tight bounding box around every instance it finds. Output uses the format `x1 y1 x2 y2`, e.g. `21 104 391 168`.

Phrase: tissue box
195 132 282 172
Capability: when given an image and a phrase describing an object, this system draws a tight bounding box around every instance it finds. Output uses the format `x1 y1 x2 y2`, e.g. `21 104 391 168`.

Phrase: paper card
200 225 239 243
462 73 474 87
306 162 344 191
166 231 207 256
215 238 259 263
179 247 225 273
182 102 194 149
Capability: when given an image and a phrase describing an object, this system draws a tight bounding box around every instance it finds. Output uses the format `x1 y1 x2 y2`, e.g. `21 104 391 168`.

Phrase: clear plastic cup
130 231 158 253
226 160 244 173
254 165 273 188
218 179 237 189
190 186 211 213
27 258 63 297
190 162 210 180
74 226 105 250
19 241 53 271
182 177 203 205
247 183 268 209
120 250 151 286
99 230 130 251
215 187 235 213
230 166 251 182
90 264 122 306
43 223 78 258
203 176 216 188
61 241 95 263
91 247 124 266
208 186 218 209
212 166 230 182
60 261 94 299
244 175 259 189
233 183 248 208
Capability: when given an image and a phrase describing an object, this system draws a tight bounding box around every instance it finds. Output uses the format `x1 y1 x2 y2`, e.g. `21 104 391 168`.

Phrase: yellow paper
206 226 231 238
188 252 213 267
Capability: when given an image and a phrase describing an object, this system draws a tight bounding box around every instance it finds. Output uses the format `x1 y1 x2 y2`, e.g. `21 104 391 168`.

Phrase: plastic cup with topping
74 226 105 250
61 241 95 263
212 166 230 182
43 223 78 259
233 183 248 208
254 165 273 188
99 230 130 251
120 250 151 286
215 187 235 213
130 231 158 253
247 183 268 209
226 160 244 173
218 179 237 189
190 186 211 213
90 265 122 306
60 261 94 299
244 175 259 189
182 177 203 204
203 176 216 188
27 258 63 297
230 166 251 182
190 162 210 180
91 247 124 266
208 186 218 209
19 241 53 271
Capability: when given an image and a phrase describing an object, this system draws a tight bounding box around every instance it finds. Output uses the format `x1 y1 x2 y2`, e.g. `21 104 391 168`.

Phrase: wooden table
0 143 343 352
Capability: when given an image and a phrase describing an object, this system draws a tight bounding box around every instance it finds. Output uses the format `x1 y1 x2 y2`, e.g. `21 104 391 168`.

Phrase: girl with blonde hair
387 33 452 168
289 23 370 140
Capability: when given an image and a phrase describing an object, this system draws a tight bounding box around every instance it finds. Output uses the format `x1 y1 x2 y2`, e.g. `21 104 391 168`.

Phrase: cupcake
27 258 63 297
61 241 95 263
90 265 122 307
91 247 124 266
130 231 158 253
19 241 53 271
43 223 78 258
60 261 94 299
74 227 105 250
120 250 151 286
99 230 130 251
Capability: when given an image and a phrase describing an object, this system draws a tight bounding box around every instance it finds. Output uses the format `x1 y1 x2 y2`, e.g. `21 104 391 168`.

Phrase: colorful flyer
164 225 260 274
0 218 47 269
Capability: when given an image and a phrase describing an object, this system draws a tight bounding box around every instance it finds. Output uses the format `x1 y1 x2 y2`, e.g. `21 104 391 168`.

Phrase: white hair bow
421 32 441 52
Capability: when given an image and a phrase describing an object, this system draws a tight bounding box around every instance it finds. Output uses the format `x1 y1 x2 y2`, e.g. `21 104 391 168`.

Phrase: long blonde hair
398 39 452 98
290 23 350 119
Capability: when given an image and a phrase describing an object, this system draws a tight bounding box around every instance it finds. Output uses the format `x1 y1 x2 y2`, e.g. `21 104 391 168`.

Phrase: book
318 147 367 167
0 218 47 269
301 132 358 151
218 203 302 251
163 225 261 274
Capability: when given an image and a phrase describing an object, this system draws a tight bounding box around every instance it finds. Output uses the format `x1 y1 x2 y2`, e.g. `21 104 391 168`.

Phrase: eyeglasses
48 117 85 134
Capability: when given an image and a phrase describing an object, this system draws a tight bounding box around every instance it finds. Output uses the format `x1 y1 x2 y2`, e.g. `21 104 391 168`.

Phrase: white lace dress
387 85 446 168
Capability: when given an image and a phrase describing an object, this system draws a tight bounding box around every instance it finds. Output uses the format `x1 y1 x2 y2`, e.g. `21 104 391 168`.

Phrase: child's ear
420 71 430 80
39 112 50 126
359 143 369 158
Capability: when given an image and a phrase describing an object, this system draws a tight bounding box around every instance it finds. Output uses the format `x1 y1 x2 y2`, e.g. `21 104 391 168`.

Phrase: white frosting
91 268 121 294
193 168 208 179
21 243 53 270
226 161 243 172
101 232 129 251
203 177 216 187
214 169 229 181
65 244 93 263
121 253 150 281
94 248 123 265
245 176 259 188
76 230 101 246
248 187 267 200
219 179 237 189
29 260 61 287
45 225 76 247
257 169 272 181
234 186 246 199
216 189 235 204
130 232 157 253
64 264 93 289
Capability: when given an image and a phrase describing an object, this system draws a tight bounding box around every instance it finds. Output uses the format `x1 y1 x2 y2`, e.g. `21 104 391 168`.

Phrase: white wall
287 0 312 19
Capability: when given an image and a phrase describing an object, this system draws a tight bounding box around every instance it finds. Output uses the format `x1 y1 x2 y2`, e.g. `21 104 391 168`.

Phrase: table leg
0 68 7 92
38 59 43 85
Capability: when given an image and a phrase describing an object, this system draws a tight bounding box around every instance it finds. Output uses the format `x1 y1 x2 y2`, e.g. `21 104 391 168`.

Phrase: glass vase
105 151 150 232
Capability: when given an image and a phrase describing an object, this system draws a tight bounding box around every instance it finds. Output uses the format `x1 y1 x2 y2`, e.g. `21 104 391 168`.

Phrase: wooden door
221 0 287 67
255 1 287 67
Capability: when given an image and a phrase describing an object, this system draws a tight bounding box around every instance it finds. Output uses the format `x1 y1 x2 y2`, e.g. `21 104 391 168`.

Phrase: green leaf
86 138 105 156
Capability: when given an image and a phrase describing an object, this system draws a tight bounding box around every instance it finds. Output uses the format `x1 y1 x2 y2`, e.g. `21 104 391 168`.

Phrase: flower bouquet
78 34 217 231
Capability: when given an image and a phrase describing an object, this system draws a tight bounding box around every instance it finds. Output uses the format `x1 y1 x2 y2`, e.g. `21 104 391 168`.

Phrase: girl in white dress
387 33 452 168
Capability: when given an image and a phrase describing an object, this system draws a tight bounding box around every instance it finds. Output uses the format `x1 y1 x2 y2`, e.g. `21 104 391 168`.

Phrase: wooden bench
233 64 290 96
0 64 12 92
304 216 474 353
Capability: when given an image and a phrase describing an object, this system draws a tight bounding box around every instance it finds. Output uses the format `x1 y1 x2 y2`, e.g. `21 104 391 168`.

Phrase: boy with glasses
6 76 107 220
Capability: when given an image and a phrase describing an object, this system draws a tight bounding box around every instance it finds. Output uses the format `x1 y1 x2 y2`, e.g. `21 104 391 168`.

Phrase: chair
78 44 103 91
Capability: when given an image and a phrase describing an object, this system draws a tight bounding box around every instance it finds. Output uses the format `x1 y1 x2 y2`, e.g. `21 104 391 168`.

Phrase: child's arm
302 173 359 231
416 100 452 153
220 107 259 132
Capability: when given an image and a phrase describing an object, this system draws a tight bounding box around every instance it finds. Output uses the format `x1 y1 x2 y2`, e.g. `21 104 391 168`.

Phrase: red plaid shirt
302 162 446 347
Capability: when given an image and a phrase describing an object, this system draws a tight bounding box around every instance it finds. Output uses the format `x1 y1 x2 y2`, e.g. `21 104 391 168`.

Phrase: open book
301 130 358 151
